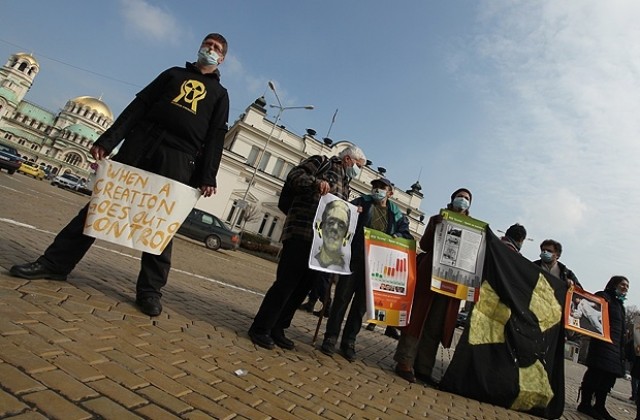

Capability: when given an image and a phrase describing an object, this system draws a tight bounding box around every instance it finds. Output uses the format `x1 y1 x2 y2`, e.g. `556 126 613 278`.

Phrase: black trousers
250 238 315 334
38 145 194 299
581 366 618 394
324 256 366 346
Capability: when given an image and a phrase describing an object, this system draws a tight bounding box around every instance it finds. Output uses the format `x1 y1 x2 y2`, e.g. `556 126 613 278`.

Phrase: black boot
593 390 616 420
577 385 603 420
299 298 317 313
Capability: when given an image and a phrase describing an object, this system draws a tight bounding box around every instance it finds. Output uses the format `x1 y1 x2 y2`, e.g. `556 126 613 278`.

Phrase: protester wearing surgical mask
249 146 367 351
532 239 581 288
321 178 412 362
577 276 630 420
394 187 474 386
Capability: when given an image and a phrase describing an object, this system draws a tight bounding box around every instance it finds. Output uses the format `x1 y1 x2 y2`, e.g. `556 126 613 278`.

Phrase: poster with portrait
431 209 487 301
363 228 417 327
83 160 200 255
564 287 611 343
308 194 359 274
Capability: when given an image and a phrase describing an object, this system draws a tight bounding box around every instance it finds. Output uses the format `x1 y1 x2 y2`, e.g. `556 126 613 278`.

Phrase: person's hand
90 145 108 161
200 185 216 197
357 206 363 213
433 214 444 225
567 279 575 288
318 180 330 195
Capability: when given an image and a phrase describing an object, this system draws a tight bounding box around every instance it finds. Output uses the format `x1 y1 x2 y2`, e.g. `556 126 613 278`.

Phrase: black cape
440 230 567 419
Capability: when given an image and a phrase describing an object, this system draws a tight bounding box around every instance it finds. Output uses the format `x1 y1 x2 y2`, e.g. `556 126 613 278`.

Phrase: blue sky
2 0 639 308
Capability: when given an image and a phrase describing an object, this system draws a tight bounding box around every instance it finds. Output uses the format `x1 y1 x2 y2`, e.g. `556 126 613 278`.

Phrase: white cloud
119 0 182 45
453 1 640 301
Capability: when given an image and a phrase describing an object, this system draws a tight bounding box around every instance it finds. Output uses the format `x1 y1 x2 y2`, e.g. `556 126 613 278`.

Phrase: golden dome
13 52 39 67
70 96 113 120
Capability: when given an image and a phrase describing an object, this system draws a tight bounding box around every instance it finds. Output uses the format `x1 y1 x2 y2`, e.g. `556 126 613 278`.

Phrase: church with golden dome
0 52 114 180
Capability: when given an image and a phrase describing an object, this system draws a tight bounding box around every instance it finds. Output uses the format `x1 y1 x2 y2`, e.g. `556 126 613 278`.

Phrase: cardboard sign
83 161 200 255
364 228 417 327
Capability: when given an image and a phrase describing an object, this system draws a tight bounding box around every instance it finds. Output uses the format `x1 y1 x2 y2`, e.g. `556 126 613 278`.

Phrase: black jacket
532 259 581 288
95 62 229 188
586 289 626 376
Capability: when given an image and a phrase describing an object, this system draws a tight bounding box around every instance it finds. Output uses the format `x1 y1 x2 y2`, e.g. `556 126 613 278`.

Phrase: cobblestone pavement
0 173 637 419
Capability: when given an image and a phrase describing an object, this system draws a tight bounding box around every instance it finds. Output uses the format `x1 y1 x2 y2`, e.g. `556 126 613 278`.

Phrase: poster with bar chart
431 209 487 301
364 228 417 327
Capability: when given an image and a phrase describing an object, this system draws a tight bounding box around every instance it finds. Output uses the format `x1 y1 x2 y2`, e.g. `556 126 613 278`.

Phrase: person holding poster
394 187 472 385
9 33 230 317
248 146 366 350
577 276 629 420
319 178 412 362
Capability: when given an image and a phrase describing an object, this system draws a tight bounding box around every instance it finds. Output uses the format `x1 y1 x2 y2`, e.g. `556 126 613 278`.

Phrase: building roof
69 96 113 120
13 52 38 67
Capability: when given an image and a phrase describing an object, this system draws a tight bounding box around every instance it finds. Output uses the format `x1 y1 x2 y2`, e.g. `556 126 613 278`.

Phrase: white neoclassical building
0 51 426 244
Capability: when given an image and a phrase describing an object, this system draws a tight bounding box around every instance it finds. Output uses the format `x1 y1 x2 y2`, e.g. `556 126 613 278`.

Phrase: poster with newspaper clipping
364 227 417 327
431 209 487 301
83 160 200 255
564 287 611 343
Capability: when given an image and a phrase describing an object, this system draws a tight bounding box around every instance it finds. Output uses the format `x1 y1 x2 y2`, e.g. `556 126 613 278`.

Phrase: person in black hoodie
577 275 629 420
9 33 230 317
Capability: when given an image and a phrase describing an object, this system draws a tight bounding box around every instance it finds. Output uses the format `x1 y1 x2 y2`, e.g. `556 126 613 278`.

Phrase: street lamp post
231 81 313 230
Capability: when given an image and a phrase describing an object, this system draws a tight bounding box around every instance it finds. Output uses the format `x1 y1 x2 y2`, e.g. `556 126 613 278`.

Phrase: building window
226 200 245 228
258 151 271 172
282 163 294 179
272 158 284 178
247 146 260 166
268 217 279 238
258 213 269 235
64 152 82 166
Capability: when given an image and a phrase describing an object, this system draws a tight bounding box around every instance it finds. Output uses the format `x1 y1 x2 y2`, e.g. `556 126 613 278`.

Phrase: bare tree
240 204 261 232
626 304 639 333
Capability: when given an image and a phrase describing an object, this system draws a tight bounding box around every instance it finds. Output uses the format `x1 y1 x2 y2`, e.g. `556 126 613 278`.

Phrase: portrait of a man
309 194 357 274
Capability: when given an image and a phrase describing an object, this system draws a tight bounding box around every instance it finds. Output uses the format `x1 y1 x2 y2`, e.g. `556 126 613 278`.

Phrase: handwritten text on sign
83 161 200 255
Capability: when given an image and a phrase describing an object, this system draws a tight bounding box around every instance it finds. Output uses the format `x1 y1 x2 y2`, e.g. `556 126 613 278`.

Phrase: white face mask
371 188 387 201
452 197 470 211
197 48 220 66
346 163 361 179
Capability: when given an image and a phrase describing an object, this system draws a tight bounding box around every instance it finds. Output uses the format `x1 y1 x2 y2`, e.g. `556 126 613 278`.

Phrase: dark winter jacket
349 195 413 260
532 259 582 288
586 288 627 377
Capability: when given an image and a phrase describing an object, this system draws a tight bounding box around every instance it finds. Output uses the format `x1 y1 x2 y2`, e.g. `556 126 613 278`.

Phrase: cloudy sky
1 1 638 308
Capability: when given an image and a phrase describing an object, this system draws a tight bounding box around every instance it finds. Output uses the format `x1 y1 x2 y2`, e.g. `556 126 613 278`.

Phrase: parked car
72 179 93 196
177 208 240 251
51 172 82 189
456 311 468 328
17 161 46 180
0 143 22 174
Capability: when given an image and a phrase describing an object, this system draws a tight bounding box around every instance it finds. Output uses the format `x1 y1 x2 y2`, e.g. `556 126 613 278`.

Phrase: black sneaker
271 329 295 350
384 327 401 340
9 261 67 281
320 337 336 356
135 296 163 317
299 300 316 313
577 403 603 420
365 323 376 331
340 343 356 362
